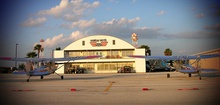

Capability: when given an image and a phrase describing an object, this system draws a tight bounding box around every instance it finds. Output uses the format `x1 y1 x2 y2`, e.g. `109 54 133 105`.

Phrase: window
121 50 134 57
113 40 115 45
69 51 80 57
82 41 85 46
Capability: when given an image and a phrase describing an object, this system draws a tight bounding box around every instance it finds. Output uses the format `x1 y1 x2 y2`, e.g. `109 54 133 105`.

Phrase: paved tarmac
0 72 220 105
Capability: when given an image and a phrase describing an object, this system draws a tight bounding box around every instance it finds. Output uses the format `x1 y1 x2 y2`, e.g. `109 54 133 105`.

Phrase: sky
0 0 220 67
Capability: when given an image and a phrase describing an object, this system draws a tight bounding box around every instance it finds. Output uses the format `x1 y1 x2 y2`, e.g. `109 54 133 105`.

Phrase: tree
18 63 25 70
139 45 151 56
34 44 43 58
26 51 37 58
164 48 172 56
164 48 173 66
139 45 150 50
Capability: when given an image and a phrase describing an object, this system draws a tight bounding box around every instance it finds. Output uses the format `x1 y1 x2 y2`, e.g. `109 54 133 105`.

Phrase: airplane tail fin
25 61 34 76
46 61 58 73
51 62 58 73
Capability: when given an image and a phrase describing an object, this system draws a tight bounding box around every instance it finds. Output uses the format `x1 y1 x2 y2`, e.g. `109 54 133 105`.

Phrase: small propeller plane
0 55 100 82
128 54 220 80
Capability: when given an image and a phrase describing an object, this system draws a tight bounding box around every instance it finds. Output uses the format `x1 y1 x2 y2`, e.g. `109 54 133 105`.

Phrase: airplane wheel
41 76 44 79
199 77 201 80
61 76 64 79
189 74 191 77
27 79 29 82
167 73 170 78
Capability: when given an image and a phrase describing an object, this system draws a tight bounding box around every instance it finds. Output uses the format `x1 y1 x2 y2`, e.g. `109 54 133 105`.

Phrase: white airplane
0 55 100 82
128 54 220 80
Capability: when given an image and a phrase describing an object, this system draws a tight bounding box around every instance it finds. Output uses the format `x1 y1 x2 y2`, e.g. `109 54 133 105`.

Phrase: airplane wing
179 69 198 74
128 54 220 60
128 55 179 60
0 55 101 62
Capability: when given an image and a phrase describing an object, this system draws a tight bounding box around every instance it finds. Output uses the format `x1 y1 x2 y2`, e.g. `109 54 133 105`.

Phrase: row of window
65 62 134 71
82 40 116 46
64 50 134 58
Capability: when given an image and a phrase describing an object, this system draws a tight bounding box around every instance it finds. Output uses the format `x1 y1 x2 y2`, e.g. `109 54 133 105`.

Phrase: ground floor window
64 62 134 74
64 63 95 74
97 62 134 71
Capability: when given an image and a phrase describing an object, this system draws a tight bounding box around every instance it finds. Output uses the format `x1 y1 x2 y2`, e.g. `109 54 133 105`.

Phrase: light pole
15 43 19 68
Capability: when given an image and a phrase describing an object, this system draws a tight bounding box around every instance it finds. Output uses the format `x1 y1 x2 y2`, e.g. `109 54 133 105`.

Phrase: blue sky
0 0 220 66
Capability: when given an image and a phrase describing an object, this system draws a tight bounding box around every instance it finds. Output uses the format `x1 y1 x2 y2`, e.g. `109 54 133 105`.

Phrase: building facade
190 48 220 70
54 35 146 74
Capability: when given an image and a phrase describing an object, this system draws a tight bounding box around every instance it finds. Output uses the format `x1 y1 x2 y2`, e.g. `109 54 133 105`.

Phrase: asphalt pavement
0 72 220 105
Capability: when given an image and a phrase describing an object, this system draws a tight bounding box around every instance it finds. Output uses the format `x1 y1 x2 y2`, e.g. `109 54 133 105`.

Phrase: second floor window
82 41 85 46
113 40 115 45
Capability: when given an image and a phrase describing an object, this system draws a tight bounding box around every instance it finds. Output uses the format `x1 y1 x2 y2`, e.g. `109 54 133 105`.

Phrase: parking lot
0 72 220 105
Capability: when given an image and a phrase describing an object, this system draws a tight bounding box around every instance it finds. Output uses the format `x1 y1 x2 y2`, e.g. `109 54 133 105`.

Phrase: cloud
162 31 220 39
205 23 220 31
44 34 64 48
37 0 100 21
210 4 220 17
38 0 69 17
22 0 100 28
91 17 162 39
132 0 136 3
42 31 86 48
60 17 162 40
62 18 96 29
101 17 140 28
61 17 141 31
157 10 166 16
68 30 86 40
195 13 205 18
21 17 47 27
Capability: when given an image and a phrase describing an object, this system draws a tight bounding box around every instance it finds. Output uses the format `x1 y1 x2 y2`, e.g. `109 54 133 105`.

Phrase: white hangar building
54 35 146 74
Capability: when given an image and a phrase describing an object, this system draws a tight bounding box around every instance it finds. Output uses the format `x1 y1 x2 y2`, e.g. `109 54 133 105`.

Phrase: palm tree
164 48 173 67
164 48 172 56
34 44 42 58
18 63 25 70
26 51 37 58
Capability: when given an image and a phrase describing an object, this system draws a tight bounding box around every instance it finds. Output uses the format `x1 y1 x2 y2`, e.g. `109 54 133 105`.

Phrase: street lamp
15 43 19 68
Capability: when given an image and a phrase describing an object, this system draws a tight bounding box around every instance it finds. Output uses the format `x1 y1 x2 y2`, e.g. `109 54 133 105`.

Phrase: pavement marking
104 81 115 92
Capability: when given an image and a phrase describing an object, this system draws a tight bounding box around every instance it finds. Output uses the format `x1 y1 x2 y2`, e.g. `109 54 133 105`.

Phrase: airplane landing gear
41 75 44 79
54 72 64 80
188 73 191 77
27 75 31 82
167 73 170 78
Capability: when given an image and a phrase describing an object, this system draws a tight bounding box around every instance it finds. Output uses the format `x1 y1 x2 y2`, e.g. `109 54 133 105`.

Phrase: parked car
118 66 135 73
75 67 85 74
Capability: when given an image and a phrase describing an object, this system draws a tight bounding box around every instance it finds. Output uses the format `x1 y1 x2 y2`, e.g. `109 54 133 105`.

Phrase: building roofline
193 48 220 55
62 35 136 50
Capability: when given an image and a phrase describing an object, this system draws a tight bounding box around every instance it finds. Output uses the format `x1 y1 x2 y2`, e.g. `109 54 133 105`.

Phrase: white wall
134 49 146 72
63 35 135 51
54 51 64 74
